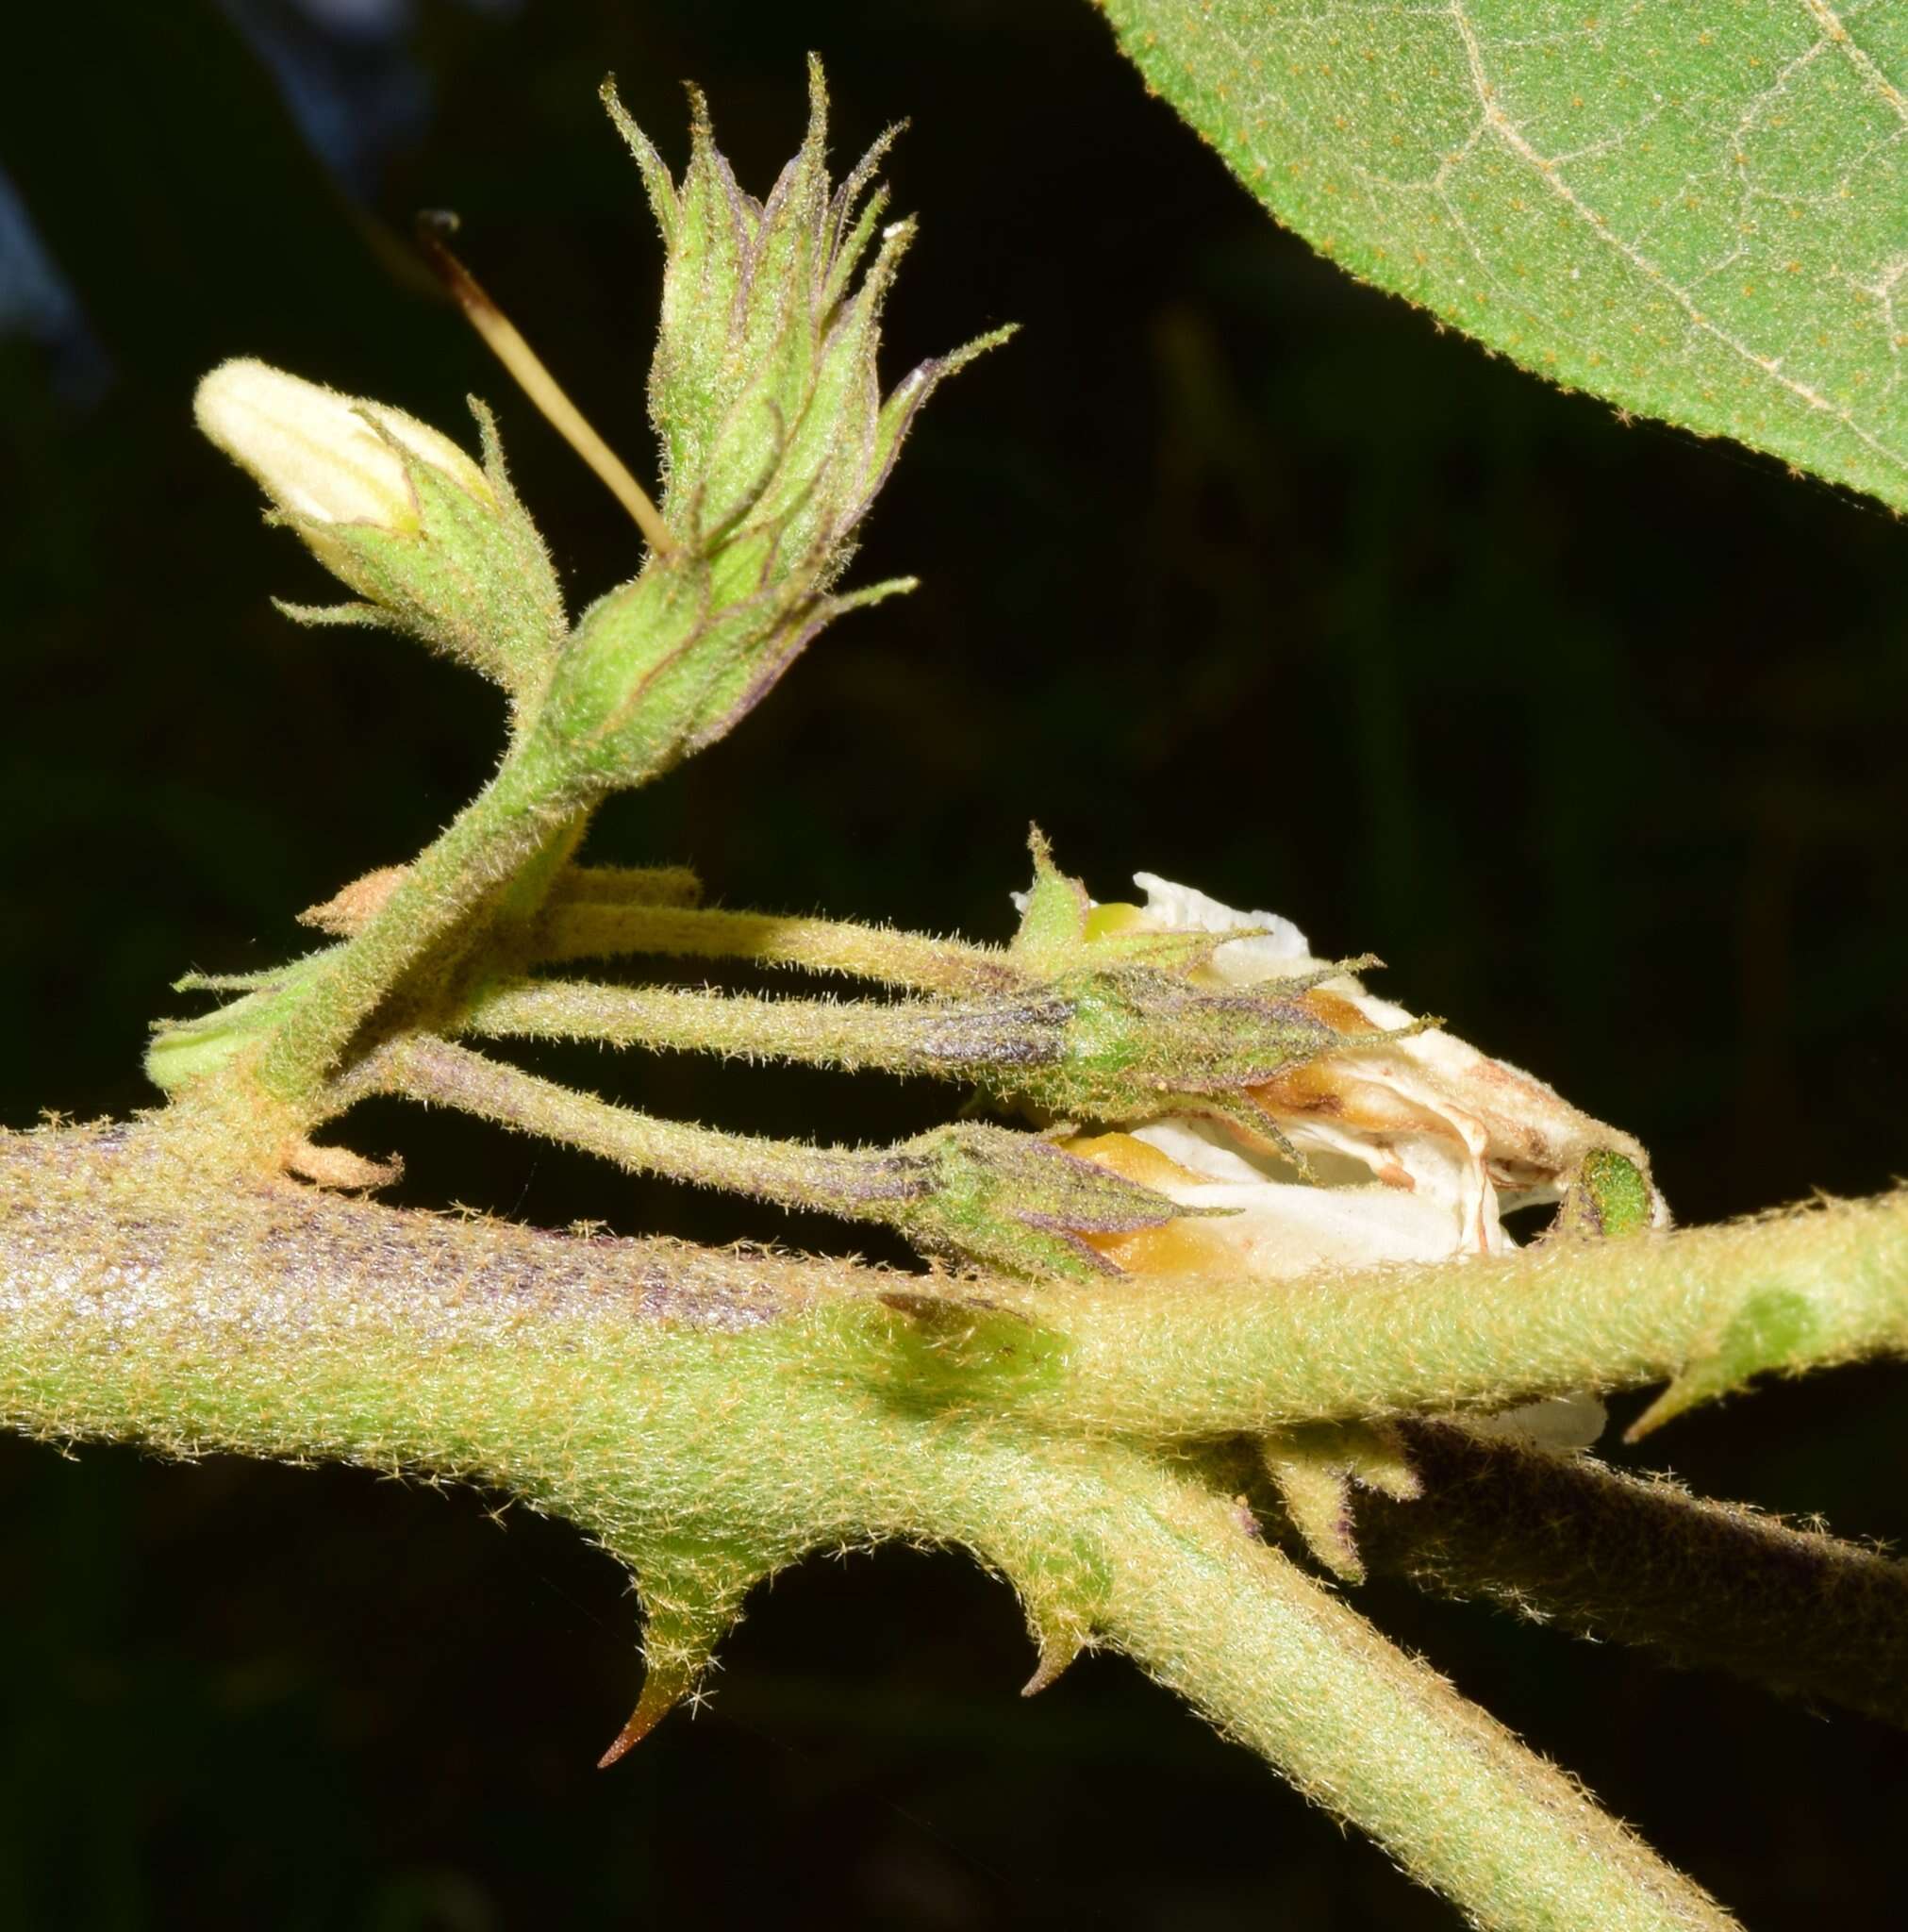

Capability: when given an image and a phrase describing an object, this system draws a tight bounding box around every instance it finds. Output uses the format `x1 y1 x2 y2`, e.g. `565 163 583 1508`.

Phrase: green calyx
1552 1148 1658 1242
984 830 1406 1139
971 966 1405 1137
282 402 566 712
540 57 1012 775
608 55 1011 555
886 1122 1190 1282
542 555 915 783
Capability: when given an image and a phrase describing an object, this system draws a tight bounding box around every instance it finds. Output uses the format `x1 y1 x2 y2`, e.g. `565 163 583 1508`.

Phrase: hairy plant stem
257 740 601 1108
1 1117 1735 1932
359 1034 1178 1281
551 864 701 908
533 899 1019 991
1087 1472 1734 1932
1349 1423 1908 1727
370 1032 912 1213
1009 1190 1908 1436
459 974 1063 1074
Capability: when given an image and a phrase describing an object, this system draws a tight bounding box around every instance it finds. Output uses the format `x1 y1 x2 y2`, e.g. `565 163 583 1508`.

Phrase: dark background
2 2 1905 1925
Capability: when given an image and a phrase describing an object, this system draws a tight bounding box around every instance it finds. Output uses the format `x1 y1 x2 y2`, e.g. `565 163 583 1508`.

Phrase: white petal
195 359 490 530
1161 1174 1476 1275
1132 1117 1284 1185
1300 984 1647 1206
1130 872 1320 983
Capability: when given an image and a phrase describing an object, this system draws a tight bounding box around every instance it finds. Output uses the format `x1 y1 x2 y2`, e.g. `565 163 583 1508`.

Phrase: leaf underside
1099 0 1908 510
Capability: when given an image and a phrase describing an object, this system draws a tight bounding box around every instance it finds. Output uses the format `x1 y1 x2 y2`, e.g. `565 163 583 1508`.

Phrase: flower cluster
191 60 1004 789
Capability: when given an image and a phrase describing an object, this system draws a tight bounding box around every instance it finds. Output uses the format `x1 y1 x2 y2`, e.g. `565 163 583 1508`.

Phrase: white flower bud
193 358 562 700
194 358 494 532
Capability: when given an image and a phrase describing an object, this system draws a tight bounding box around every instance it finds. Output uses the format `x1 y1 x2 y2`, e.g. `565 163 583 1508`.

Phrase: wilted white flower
1070 875 1667 1450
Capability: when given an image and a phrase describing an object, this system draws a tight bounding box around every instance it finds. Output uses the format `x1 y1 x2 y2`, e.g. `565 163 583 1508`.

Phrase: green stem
257 744 595 1108
1009 1190 1908 1437
551 864 701 908
368 1035 1177 1282
489 808 592 931
0 1119 1734 1932
533 899 1020 992
373 1034 902 1212
1060 1461 1734 1932
1351 1423 1908 1728
459 975 1061 1074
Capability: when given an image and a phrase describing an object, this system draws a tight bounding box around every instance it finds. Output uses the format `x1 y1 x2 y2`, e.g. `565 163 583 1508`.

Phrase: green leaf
1097 0 1908 508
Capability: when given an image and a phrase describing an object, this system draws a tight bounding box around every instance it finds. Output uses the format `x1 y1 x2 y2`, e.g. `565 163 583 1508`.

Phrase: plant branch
1064 1460 1735 1931
1338 1422 1908 1728
532 899 1020 992
256 743 598 1108
1003 1190 1908 1438
0 1118 1733 1931
365 1035 1182 1279
552 864 702 908
372 1032 909 1208
459 974 1065 1074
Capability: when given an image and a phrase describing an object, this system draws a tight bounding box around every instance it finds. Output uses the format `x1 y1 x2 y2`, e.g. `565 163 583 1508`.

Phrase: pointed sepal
975 961 1409 1144
1009 827 1092 971
554 61 1011 781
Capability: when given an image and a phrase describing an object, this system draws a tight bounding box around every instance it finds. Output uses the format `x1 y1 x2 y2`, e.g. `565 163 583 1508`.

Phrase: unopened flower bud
195 358 492 529
194 358 563 703
885 1123 1195 1283
553 60 1010 780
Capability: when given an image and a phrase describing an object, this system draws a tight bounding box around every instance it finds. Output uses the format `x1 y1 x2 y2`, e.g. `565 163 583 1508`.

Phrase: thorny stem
64 51 1904 1928
1005 1189 1908 1437
0 1118 1734 1932
1075 1463 1735 1932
